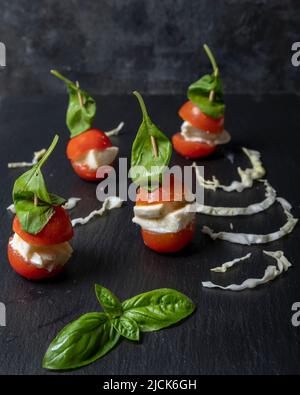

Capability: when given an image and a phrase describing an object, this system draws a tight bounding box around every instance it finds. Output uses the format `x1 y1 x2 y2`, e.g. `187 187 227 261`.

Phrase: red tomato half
13 206 73 246
179 101 224 134
141 221 196 253
7 239 64 280
66 129 112 161
172 132 216 159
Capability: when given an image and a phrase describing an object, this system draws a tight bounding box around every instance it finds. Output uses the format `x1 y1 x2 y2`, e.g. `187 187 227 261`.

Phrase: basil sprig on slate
13 135 66 235
187 44 225 119
43 284 195 370
130 91 172 191
51 70 96 138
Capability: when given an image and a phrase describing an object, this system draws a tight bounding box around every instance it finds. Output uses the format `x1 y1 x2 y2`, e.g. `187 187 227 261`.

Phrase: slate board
0 94 299 375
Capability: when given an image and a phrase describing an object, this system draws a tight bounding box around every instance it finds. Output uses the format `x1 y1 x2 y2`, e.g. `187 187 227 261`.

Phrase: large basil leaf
111 316 140 341
95 284 122 318
43 312 120 370
51 70 96 138
130 91 172 190
13 135 66 234
187 44 225 119
122 288 195 332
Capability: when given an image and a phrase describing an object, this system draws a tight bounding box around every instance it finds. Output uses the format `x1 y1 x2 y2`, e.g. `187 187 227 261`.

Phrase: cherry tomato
7 239 64 280
70 160 115 182
136 175 186 205
172 132 216 159
66 129 112 161
179 101 224 134
13 206 73 246
141 221 196 253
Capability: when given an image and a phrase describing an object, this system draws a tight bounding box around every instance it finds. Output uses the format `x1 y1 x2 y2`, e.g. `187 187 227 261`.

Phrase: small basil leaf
111 316 140 341
43 312 120 370
51 70 96 138
12 135 65 234
122 288 195 332
95 284 122 318
130 91 172 191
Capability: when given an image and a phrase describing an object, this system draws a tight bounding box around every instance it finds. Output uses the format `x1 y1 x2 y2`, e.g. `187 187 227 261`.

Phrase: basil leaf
43 312 120 370
130 91 172 190
111 316 140 341
51 70 96 138
122 288 195 332
95 284 122 318
187 44 225 119
12 135 66 234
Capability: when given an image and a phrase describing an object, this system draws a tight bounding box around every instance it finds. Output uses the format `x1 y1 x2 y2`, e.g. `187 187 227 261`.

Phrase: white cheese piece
211 253 252 273
132 203 196 233
196 180 276 216
193 147 266 193
10 233 73 272
202 197 298 245
181 121 231 145
71 196 123 227
74 147 119 170
7 204 16 214
202 250 291 291
105 122 125 137
8 148 47 168
133 203 165 219
63 197 81 210
230 223 234 230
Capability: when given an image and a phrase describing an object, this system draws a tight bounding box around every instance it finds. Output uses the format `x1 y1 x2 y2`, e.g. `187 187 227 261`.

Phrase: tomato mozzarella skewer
173 44 230 159
7 136 74 280
51 70 119 181
131 91 196 253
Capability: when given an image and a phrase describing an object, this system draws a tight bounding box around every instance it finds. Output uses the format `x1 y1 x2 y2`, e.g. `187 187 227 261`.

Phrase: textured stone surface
0 0 299 95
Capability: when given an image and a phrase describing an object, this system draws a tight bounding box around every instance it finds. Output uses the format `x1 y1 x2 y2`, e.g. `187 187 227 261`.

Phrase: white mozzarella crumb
202 250 291 291
63 197 81 210
105 122 125 137
193 147 266 193
230 223 234 230
196 180 276 216
202 197 298 245
8 148 47 168
211 253 252 273
7 204 16 214
71 196 123 227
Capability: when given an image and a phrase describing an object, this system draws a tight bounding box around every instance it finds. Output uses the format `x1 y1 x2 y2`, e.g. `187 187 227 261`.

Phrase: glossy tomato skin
172 132 216 159
66 129 112 161
141 221 196 253
13 206 73 247
7 239 64 280
179 101 224 134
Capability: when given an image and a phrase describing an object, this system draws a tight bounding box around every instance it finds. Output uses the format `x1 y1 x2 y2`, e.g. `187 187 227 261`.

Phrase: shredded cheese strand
211 253 252 273
105 122 125 137
8 148 47 168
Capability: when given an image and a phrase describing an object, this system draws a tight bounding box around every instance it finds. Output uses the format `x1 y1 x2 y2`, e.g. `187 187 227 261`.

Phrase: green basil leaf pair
51 70 96 138
187 44 225 119
130 91 172 191
12 135 66 234
43 285 195 370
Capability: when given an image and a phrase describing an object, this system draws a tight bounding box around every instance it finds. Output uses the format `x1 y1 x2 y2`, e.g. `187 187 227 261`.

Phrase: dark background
0 0 299 96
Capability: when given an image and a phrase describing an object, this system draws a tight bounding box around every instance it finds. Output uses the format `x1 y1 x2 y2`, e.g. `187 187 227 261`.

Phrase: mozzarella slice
10 233 73 272
193 147 266 193
202 250 291 291
71 196 123 227
133 203 196 233
210 253 252 273
196 180 276 216
202 197 298 245
75 147 119 170
181 121 231 145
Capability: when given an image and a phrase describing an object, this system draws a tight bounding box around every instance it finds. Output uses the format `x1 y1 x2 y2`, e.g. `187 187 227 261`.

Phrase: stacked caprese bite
131 91 196 253
8 136 73 280
51 70 119 181
173 44 230 159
